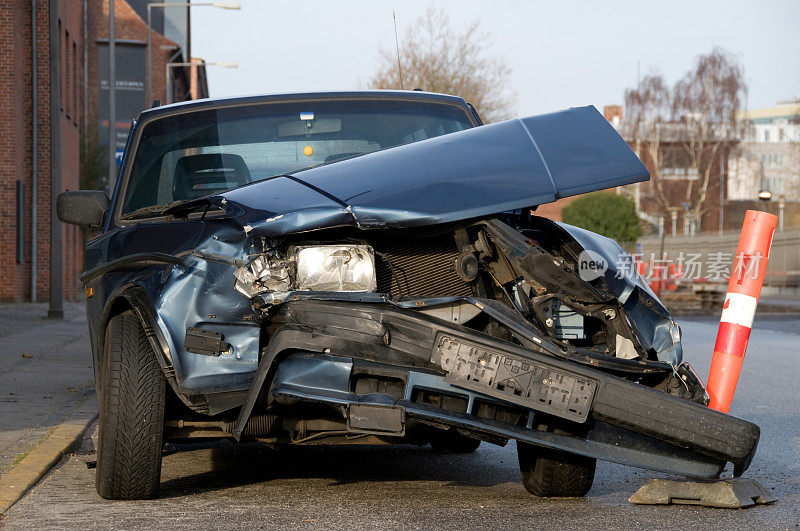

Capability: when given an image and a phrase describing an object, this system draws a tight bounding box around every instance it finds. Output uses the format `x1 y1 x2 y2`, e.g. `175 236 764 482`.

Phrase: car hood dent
211 106 648 236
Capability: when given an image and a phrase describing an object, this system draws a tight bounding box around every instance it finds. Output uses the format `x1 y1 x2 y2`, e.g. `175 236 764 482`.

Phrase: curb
0 395 98 515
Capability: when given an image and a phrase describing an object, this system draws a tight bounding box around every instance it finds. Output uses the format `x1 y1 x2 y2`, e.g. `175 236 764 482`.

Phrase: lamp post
146 1 240 105
165 61 237 104
108 0 116 194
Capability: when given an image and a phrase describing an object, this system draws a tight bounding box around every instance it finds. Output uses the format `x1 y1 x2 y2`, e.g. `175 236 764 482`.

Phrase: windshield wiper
120 199 204 220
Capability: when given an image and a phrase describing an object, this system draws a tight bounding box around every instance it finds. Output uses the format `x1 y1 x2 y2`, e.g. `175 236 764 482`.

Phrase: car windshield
121 99 475 217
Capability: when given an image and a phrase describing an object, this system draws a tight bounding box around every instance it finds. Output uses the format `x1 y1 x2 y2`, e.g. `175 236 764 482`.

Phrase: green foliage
561 193 642 243
79 123 107 191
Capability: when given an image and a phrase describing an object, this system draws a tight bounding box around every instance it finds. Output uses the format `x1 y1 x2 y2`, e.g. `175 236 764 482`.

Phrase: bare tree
369 7 516 123
621 48 747 234
672 48 747 228
623 73 674 220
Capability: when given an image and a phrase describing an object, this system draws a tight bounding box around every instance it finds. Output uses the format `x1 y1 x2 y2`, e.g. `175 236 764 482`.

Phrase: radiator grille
373 235 474 300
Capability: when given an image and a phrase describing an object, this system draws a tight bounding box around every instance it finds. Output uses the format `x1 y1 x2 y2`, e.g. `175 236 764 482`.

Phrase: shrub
561 193 642 243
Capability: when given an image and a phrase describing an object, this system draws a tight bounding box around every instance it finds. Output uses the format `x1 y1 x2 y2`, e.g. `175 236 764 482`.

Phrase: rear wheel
430 431 481 453
517 443 595 497
96 311 165 500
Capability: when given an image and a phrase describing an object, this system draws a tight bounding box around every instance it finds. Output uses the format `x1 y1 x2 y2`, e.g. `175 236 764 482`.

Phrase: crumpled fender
550 220 683 365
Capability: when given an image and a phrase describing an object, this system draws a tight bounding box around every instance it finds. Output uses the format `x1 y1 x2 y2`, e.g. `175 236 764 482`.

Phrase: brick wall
0 0 83 302
0 0 192 302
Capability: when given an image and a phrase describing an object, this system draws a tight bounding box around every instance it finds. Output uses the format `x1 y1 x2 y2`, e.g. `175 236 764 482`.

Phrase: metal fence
636 229 800 289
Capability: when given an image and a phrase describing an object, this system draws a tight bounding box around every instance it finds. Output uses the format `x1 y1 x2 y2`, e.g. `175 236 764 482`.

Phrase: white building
728 101 800 201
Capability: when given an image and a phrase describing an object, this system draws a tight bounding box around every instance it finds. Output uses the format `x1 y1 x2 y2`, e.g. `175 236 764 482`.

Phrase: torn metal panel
84 220 262 404
524 217 685 365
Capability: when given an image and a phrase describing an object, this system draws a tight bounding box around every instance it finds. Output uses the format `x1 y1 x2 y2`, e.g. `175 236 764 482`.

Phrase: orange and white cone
706 210 777 413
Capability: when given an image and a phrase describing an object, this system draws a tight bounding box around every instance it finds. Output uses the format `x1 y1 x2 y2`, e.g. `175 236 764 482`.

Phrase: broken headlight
234 254 292 297
293 244 376 292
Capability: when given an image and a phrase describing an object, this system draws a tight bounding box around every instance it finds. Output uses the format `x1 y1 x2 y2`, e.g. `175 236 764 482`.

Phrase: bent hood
211 105 648 236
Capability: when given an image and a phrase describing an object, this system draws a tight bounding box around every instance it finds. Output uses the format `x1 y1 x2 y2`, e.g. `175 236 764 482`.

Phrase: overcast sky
191 0 800 118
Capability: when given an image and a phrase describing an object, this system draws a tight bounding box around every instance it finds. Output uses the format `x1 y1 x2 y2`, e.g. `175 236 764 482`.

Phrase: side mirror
57 190 110 228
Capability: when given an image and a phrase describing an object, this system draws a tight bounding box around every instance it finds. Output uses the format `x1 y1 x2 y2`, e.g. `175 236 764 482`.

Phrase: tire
430 431 481 453
96 311 166 500
517 443 595 497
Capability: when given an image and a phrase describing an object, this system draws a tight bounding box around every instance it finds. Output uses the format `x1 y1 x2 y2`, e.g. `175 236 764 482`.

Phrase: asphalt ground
0 303 94 476
3 314 799 529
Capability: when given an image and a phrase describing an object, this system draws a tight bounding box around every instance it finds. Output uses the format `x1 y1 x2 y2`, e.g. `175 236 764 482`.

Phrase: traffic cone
706 210 777 413
668 263 677 291
636 259 647 277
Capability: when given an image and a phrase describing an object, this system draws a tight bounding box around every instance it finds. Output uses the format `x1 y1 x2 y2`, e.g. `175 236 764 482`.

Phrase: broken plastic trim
234 299 759 477
254 291 673 376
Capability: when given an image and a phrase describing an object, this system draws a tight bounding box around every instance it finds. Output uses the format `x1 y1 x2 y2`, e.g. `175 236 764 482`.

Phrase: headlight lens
293 244 376 292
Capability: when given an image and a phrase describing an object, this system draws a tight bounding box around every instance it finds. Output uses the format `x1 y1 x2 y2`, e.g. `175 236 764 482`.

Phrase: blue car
58 91 758 500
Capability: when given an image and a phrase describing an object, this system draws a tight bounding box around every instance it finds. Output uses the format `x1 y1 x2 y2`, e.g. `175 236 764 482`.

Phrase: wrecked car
58 91 759 500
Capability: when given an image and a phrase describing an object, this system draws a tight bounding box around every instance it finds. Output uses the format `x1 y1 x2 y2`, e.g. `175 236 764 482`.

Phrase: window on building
73 41 78 126
761 177 785 194
761 153 784 168
660 148 699 180
764 129 770 143
65 29 71 118
58 19 62 111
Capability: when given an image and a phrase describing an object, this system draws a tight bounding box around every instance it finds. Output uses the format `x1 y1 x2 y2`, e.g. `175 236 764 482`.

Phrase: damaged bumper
235 299 759 479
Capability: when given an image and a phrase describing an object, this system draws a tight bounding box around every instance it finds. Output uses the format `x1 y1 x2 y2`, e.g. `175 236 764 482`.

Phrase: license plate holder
431 333 596 423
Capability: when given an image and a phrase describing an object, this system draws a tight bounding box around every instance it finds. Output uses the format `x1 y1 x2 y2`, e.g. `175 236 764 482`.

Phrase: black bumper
235 300 759 478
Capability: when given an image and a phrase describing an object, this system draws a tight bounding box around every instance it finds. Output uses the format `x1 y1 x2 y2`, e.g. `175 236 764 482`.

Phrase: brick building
0 0 204 303
0 0 83 302
632 131 732 236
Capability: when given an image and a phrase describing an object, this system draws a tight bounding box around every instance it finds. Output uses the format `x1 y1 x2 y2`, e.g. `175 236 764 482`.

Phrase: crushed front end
187 216 760 479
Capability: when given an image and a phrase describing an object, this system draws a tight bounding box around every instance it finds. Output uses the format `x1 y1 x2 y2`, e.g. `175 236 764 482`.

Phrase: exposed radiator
372 234 474 300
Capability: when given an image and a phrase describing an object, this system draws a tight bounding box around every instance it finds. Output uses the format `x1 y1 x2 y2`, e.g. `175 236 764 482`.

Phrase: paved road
0 303 94 475
3 315 799 528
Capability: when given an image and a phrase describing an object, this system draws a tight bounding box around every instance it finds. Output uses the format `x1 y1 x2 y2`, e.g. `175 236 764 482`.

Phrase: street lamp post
108 0 116 194
146 1 240 105
165 61 237 104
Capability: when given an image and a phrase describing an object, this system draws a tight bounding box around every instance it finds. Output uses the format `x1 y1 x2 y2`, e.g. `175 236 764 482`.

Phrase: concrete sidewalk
0 302 96 478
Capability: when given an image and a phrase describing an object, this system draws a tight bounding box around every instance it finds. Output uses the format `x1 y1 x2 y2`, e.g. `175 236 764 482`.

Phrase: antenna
393 10 404 89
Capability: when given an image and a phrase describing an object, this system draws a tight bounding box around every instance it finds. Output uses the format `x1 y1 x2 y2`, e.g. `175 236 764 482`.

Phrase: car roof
138 90 474 122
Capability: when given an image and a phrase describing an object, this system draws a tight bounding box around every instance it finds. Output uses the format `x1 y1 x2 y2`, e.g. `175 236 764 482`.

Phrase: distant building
629 123 733 236
727 101 800 202
189 57 210 100
88 0 208 187
603 105 622 129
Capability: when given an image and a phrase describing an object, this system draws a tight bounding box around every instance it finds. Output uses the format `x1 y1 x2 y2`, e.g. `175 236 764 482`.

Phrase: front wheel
96 311 165 500
517 443 595 497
